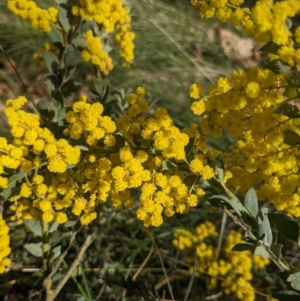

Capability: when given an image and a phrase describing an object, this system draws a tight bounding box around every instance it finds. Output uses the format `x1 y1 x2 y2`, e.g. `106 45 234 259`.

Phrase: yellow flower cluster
65 94 116 145
0 90 210 228
72 0 135 65
0 96 85 225
137 172 204 227
4 96 80 174
7 0 58 32
0 215 11 273
190 67 300 217
173 222 270 301
118 88 190 161
81 31 113 76
191 0 300 66
115 88 208 226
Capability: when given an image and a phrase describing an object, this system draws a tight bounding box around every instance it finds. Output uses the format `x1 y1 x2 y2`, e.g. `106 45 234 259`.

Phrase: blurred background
0 0 262 127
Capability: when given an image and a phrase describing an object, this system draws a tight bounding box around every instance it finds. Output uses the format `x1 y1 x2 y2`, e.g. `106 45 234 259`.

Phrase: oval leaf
1 172 26 200
258 210 273 245
50 231 65 246
43 51 60 75
24 243 43 258
23 220 42 237
283 86 299 98
58 5 71 33
162 160 178 171
283 130 300 146
244 187 258 218
259 41 280 55
276 103 300 119
287 71 300 88
232 243 255 252
47 28 64 49
272 290 300 301
49 222 59 233
183 175 199 188
208 195 245 217
288 272 300 291
61 80 81 99
64 50 81 69
49 245 62 261
44 75 58 97
265 59 292 74
254 245 270 258
269 213 300 244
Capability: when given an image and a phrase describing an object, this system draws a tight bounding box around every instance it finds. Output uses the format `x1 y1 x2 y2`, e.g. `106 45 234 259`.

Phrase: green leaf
283 130 300 146
208 195 245 217
184 137 195 157
286 71 300 88
1 172 26 200
43 51 60 75
103 43 112 53
49 222 59 233
276 103 300 118
58 5 71 33
257 207 268 224
183 175 199 188
244 187 258 218
285 18 293 30
272 290 300 301
257 209 273 245
49 231 64 246
37 100 57 121
64 49 81 78
269 213 300 244
231 243 255 252
283 86 299 98
217 167 225 186
288 272 300 291
161 160 178 171
44 75 58 98
56 108 66 125
53 90 65 108
52 273 64 282
64 50 81 69
24 243 43 258
49 245 62 261
0 44 4 53
61 80 81 99
259 41 280 55
94 78 109 97
64 220 77 228
47 28 64 49
23 220 42 237
254 245 270 258
114 132 126 148
76 145 89 151
270 243 284 259
265 59 292 74
80 20 97 34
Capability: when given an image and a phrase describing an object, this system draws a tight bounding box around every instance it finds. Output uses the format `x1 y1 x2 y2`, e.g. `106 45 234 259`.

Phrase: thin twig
43 227 81 288
51 233 93 300
148 19 214 83
205 291 223 300
159 253 276 300
95 282 106 301
144 228 175 301
132 242 154 281
215 212 227 261
184 250 197 301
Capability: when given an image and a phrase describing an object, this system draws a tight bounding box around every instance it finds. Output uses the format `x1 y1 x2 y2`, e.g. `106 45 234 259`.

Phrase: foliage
2 0 300 301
